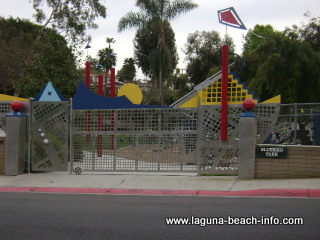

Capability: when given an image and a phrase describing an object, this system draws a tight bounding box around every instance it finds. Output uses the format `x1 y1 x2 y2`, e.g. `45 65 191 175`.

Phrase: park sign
256 146 288 159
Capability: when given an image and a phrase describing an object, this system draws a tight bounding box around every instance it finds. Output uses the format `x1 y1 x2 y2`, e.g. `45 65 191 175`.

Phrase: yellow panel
117 83 143 104
0 94 28 101
247 94 253 99
179 94 200 108
180 74 260 106
262 95 281 104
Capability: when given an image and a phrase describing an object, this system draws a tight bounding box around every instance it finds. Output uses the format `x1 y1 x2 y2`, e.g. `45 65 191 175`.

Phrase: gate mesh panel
31 102 69 171
71 103 280 174
199 103 280 174
71 108 199 173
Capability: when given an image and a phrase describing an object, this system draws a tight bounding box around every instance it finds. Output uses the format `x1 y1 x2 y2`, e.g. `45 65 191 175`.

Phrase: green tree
171 71 190 99
183 30 235 87
243 24 275 52
28 0 107 64
142 84 178 105
31 0 106 42
241 25 280 90
117 58 136 82
0 17 81 98
118 0 198 105
97 38 117 73
242 24 320 103
0 17 36 95
134 21 178 80
134 21 178 105
285 13 320 52
106 37 116 48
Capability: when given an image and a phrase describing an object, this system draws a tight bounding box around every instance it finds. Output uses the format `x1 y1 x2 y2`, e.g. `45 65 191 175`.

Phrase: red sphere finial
243 99 255 111
11 101 24 112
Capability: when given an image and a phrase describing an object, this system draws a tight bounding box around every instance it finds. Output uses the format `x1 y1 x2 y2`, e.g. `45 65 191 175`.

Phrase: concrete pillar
0 136 5 175
5 102 27 175
238 99 257 180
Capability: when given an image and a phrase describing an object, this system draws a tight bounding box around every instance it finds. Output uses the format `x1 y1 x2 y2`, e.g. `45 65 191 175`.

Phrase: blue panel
72 81 168 110
33 82 67 101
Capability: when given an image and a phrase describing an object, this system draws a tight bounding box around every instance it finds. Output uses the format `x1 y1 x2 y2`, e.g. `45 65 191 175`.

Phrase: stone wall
256 145 320 179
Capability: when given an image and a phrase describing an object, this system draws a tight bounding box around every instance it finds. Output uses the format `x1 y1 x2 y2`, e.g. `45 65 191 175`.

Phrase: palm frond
118 11 147 32
165 0 198 20
136 0 160 18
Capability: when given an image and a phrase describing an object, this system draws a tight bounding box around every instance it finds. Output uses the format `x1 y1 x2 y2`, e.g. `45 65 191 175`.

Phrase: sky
1 0 320 78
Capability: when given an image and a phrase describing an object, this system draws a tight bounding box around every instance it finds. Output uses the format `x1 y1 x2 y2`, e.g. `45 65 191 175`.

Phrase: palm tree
98 38 117 72
118 0 198 105
106 37 116 49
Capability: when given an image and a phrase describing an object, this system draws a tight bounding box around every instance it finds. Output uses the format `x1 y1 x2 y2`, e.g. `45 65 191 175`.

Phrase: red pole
110 68 116 150
110 68 116 97
85 61 91 88
85 61 91 142
221 44 229 142
98 75 104 96
97 75 104 157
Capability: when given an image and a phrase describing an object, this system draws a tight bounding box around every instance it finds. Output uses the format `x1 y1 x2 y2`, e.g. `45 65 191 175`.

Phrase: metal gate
70 104 280 174
23 100 280 174
30 101 69 171
71 108 199 173
198 103 280 175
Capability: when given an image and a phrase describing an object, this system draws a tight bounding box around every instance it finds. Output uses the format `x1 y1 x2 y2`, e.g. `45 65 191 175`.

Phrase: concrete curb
0 187 319 198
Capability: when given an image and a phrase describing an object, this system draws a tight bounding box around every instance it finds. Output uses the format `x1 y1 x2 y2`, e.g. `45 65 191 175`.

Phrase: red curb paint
199 189 309 198
0 187 319 198
32 187 107 194
107 189 198 196
197 191 233 197
0 187 34 192
308 189 320 198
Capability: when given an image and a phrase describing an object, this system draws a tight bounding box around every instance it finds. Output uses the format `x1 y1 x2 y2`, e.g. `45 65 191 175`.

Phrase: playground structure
1 49 320 176
0 76 277 174
1 6 319 178
0 75 319 176
0 44 319 176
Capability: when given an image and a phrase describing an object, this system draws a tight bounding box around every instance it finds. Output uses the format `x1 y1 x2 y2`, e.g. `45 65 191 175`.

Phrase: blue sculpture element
72 81 168 110
33 81 67 101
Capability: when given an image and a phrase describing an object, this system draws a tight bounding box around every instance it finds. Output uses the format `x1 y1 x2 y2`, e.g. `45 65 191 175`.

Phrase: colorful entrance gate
71 108 199 173
0 98 283 174
69 103 280 174
25 101 281 174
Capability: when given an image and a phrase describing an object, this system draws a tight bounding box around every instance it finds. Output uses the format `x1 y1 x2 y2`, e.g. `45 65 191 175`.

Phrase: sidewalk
0 172 320 198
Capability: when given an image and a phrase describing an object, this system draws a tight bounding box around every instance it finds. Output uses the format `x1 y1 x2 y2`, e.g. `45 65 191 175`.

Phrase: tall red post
97 75 104 157
221 44 229 142
110 68 116 150
85 61 91 142
98 75 104 96
110 68 116 97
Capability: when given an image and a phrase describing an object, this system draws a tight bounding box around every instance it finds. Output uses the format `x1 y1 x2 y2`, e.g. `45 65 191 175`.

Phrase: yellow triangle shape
0 94 28 101
200 74 259 105
262 95 281 104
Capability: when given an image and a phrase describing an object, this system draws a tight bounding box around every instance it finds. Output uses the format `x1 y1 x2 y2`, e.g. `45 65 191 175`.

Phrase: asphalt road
0 192 319 240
